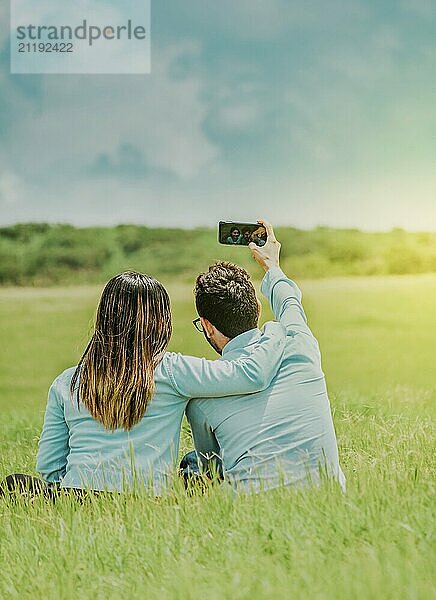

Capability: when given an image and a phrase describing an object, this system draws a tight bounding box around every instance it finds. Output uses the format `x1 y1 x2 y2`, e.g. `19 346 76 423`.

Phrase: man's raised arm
249 220 313 337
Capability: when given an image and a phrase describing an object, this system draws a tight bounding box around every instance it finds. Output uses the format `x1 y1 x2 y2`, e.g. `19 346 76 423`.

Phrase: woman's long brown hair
70 271 172 431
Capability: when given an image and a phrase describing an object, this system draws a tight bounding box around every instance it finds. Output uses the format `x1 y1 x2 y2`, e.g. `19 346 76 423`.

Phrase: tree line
0 223 435 285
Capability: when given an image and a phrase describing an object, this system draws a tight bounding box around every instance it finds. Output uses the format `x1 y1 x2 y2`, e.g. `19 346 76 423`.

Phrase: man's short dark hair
195 261 259 339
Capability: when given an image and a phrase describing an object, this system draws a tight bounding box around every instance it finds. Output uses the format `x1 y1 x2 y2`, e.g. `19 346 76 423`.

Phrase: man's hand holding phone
249 220 281 272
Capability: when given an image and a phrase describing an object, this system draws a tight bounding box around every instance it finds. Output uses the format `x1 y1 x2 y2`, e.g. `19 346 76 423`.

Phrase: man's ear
200 317 215 338
257 299 262 318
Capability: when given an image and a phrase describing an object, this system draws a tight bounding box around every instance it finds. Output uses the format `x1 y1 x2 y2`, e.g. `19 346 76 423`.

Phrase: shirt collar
222 328 261 356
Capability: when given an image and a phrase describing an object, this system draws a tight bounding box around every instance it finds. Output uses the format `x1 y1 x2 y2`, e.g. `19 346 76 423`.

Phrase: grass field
0 275 434 599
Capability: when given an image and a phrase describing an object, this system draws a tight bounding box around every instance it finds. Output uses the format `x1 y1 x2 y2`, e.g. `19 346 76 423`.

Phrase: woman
1 271 284 496
226 228 242 245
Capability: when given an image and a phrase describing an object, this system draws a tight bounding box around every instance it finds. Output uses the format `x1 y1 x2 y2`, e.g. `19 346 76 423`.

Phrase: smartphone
218 221 267 247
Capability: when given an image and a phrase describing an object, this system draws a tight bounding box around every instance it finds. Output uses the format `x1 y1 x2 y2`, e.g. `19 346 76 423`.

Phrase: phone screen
218 221 267 247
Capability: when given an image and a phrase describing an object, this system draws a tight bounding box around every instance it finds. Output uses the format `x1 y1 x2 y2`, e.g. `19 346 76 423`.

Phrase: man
185 220 345 491
240 229 252 246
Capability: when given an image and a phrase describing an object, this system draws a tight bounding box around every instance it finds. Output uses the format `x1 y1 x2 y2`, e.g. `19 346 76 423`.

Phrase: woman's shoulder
156 352 177 381
51 366 77 392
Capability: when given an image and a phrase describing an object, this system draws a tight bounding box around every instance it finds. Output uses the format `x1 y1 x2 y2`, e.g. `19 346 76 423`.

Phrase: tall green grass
0 276 434 598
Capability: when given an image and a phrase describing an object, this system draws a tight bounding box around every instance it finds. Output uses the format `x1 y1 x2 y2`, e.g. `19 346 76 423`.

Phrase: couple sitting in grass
1 221 345 498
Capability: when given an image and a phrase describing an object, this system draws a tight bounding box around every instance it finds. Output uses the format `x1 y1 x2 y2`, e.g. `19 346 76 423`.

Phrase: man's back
186 267 346 492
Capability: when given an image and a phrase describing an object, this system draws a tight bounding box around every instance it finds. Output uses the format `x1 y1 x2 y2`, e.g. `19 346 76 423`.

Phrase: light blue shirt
36 321 286 492
186 267 346 492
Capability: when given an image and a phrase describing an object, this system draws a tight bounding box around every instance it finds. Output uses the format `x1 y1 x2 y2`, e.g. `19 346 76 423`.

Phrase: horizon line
1 220 436 235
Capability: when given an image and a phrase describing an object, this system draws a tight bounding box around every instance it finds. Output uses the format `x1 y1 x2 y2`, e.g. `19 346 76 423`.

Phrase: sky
0 0 435 230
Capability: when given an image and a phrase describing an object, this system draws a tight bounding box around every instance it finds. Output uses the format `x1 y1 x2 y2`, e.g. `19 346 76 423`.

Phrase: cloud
89 143 147 178
163 0 368 41
0 42 218 182
0 170 26 205
400 0 436 18
0 1 435 230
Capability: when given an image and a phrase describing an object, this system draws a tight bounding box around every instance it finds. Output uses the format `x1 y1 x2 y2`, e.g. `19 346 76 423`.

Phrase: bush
0 224 435 286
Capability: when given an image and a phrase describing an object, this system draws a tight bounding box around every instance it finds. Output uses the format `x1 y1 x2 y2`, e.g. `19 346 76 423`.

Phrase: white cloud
0 171 26 205
1 42 218 181
1 1 435 230
215 101 262 133
3 160 434 231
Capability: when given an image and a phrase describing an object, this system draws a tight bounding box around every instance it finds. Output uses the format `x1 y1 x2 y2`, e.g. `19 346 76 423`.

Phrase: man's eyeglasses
192 318 203 332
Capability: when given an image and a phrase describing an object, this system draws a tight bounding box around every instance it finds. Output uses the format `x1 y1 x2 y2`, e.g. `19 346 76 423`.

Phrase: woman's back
40 360 186 493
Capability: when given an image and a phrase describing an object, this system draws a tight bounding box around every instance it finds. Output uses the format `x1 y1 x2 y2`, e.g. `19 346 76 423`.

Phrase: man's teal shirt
186 267 346 492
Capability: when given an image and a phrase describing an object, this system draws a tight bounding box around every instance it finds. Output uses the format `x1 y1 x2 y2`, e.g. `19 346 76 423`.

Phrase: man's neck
220 327 261 356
